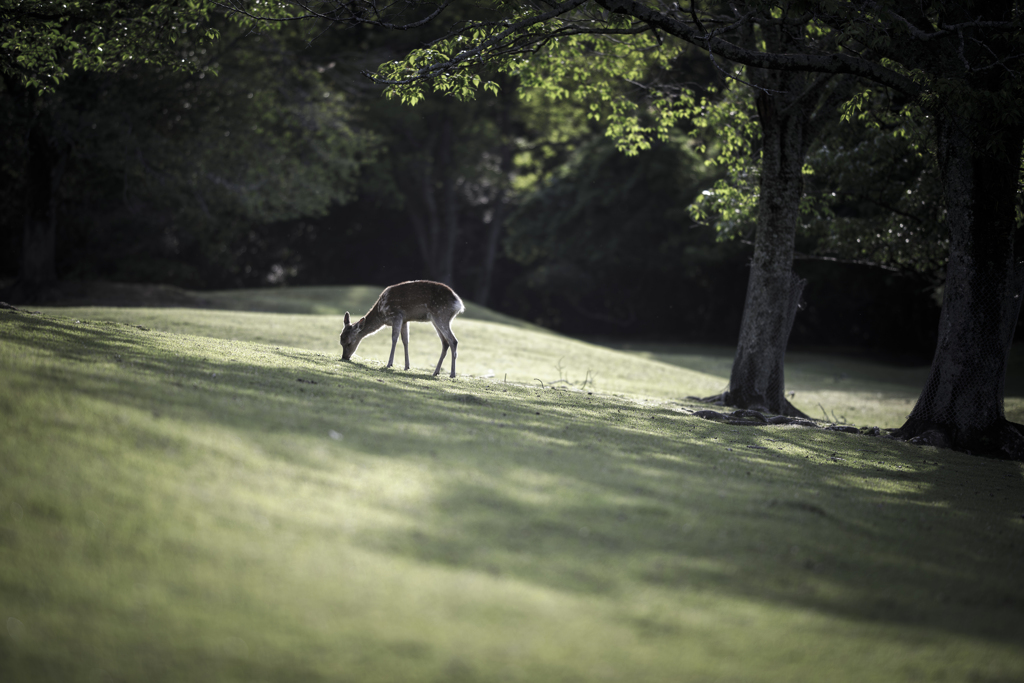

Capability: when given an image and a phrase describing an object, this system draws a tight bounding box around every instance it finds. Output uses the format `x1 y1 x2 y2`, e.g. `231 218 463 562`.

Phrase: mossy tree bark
721 79 809 416
886 0 1024 460
713 26 854 418
896 115 1024 459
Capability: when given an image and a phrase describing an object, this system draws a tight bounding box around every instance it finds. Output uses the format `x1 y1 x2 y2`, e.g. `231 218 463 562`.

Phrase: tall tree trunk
9 103 67 302
474 179 509 305
705 27 856 417
434 114 455 285
718 85 809 416
897 116 1024 459
403 110 460 286
475 99 516 305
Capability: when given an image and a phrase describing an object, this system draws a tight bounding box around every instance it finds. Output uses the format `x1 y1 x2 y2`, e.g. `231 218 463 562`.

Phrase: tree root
684 407 876 434
688 406 1024 460
693 391 811 419
993 421 1024 461
893 419 1024 461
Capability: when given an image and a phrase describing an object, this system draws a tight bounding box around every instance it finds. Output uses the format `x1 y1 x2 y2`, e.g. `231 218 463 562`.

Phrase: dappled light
3 305 1024 681
36 302 946 429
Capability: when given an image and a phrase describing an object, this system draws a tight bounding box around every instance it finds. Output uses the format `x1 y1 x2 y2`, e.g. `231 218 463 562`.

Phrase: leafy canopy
1 1 219 93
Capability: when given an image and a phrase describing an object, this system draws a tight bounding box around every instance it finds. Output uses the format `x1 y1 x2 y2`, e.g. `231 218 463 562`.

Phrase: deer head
339 311 366 360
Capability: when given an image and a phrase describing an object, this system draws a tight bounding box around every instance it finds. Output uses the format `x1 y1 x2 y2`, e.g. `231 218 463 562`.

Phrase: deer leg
433 320 459 378
387 317 403 369
401 321 411 370
448 334 458 378
433 339 449 377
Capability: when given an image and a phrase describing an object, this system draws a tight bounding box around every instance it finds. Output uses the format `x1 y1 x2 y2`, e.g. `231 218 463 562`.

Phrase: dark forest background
0 11 946 360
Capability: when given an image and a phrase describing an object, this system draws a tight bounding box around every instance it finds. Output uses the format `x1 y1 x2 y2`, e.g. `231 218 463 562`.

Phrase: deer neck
359 306 389 339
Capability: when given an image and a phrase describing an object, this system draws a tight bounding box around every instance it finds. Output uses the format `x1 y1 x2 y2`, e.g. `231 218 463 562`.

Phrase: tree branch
594 0 922 96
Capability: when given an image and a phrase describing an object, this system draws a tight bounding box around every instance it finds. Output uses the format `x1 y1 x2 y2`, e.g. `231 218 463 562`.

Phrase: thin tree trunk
420 155 443 278
397 125 439 278
408 209 432 272
897 116 1024 458
403 134 446 282
474 141 514 305
15 121 67 299
403 112 459 286
436 114 459 286
475 189 508 305
474 88 516 305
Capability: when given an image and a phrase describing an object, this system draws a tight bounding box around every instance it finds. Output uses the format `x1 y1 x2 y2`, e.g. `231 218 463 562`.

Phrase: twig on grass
818 402 848 425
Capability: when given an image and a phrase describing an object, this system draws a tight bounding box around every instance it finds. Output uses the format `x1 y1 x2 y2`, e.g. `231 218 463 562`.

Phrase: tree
685 51 859 417
1 10 372 291
2 0 219 296
694 78 950 354
1 1 218 92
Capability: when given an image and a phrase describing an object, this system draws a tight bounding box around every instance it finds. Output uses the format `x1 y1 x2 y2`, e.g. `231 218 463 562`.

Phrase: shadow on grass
4 311 1024 650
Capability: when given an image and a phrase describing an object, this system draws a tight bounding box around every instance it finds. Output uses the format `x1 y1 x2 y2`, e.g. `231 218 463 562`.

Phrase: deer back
377 281 464 324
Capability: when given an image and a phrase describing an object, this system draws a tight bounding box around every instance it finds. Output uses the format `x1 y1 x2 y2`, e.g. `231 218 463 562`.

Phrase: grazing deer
340 280 465 377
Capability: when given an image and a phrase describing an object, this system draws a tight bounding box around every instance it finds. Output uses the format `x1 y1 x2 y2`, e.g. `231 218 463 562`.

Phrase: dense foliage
6 0 1008 362
1 0 218 92
1 14 371 287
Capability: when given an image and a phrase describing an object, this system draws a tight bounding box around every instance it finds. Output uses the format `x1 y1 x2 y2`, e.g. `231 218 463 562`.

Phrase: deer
340 280 465 378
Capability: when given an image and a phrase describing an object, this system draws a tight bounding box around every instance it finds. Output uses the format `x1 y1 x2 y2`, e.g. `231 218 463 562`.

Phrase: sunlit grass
39 288 954 429
2 287 1023 682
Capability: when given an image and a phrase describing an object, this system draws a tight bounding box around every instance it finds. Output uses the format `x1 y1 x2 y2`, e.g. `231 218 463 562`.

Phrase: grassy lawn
2 285 1023 682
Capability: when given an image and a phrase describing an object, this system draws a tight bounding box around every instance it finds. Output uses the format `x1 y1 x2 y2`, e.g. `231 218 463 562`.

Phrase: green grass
3 285 1024 682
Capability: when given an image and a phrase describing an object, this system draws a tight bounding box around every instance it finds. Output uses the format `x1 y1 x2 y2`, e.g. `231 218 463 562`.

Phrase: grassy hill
33 282 979 428
2 285 1023 682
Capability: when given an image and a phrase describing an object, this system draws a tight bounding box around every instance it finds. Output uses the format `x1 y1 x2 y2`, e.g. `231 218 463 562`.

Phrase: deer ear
344 312 350 325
